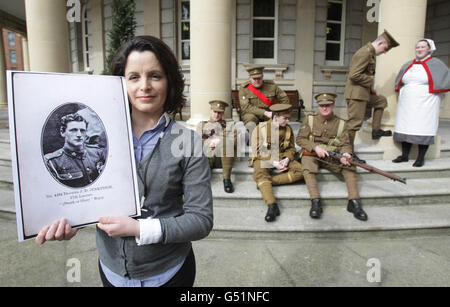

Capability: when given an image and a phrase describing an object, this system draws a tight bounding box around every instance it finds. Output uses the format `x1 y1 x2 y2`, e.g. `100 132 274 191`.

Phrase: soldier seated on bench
239 65 290 127
198 100 237 193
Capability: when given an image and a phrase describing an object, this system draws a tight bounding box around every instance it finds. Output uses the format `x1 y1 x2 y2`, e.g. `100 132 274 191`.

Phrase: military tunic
45 145 106 188
344 42 388 148
251 120 303 205
296 113 359 200
239 80 289 125
198 119 236 180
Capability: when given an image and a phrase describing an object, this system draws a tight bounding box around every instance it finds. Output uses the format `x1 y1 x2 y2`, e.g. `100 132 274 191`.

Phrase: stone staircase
210 121 450 235
1 121 450 237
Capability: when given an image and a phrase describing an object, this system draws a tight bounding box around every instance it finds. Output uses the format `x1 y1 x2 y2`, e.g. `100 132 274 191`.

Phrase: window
81 6 91 71
179 0 190 64
251 0 278 64
10 50 17 64
8 32 16 46
325 0 346 65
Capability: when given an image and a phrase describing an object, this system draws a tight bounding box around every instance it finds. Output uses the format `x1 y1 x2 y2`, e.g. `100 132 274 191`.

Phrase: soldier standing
250 104 303 222
239 65 290 126
198 100 236 193
296 93 368 221
44 113 106 188
344 30 399 160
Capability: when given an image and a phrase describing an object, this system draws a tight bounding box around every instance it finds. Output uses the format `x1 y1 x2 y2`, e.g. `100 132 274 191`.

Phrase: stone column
0 26 7 109
294 0 315 114
25 0 70 72
143 0 161 38
187 0 232 128
359 0 430 159
21 36 30 71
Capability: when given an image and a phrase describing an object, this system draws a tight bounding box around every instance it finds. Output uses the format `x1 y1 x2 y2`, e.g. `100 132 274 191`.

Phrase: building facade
1 29 24 71
0 0 449 158
62 0 450 119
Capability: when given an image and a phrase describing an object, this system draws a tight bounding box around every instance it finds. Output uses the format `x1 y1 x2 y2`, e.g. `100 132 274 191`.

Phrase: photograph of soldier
238 65 290 126
250 104 303 222
43 105 107 188
344 29 399 162
198 100 236 193
296 93 368 221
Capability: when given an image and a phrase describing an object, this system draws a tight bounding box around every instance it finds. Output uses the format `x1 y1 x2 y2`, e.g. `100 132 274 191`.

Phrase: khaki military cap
381 29 399 50
246 65 264 78
209 100 229 112
315 93 337 105
270 103 292 117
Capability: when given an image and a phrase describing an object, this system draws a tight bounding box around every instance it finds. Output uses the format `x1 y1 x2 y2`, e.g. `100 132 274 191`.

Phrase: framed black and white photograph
7 71 141 241
42 102 108 188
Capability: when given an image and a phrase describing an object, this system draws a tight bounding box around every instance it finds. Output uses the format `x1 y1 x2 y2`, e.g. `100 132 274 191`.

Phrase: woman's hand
35 218 78 245
97 216 140 238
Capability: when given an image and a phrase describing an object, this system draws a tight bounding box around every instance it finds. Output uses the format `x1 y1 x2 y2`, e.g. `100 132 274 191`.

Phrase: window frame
8 32 16 46
9 50 17 64
178 0 191 66
81 6 91 72
251 0 278 65
325 0 346 66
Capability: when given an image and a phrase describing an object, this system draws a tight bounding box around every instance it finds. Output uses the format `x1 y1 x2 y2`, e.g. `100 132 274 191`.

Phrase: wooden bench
231 89 304 121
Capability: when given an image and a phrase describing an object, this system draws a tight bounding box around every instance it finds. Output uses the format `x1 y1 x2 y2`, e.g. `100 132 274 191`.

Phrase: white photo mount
7 71 141 241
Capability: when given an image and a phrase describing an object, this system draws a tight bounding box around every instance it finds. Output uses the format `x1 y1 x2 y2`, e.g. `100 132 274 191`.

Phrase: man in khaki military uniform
296 93 368 221
250 104 303 222
198 100 236 193
345 29 399 160
239 65 290 126
45 113 106 188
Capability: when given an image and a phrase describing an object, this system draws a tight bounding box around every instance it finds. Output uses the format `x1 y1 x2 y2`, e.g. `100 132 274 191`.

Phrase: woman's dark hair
110 35 186 115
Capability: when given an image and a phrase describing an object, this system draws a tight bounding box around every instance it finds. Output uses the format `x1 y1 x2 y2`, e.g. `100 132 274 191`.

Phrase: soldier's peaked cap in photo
246 65 264 78
314 93 337 105
381 29 400 50
209 100 229 112
270 104 292 117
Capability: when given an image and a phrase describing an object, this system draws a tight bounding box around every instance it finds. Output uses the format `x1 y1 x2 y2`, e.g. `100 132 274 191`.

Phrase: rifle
302 150 407 184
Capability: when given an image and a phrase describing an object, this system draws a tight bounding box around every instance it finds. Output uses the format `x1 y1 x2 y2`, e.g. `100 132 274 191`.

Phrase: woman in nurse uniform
393 39 450 167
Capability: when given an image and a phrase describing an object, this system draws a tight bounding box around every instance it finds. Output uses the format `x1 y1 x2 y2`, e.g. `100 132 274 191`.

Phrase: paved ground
1 212 450 287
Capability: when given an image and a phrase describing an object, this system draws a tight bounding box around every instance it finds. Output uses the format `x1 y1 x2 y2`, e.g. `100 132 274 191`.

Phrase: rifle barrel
302 150 407 184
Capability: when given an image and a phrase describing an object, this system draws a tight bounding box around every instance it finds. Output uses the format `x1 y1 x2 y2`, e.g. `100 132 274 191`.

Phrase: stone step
211 177 450 207
0 142 11 167
211 157 450 182
1 175 449 235
0 189 15 213
0 165 13 187
212 203 450 233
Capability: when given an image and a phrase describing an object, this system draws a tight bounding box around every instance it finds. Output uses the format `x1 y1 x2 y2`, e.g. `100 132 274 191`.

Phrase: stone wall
312 0 364 115
161 0 177 53
425 0 450 65
236 0 297 84
425 0 450 119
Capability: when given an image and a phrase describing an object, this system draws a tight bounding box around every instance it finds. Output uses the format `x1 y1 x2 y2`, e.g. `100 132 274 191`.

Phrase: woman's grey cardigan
96 121 213 279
